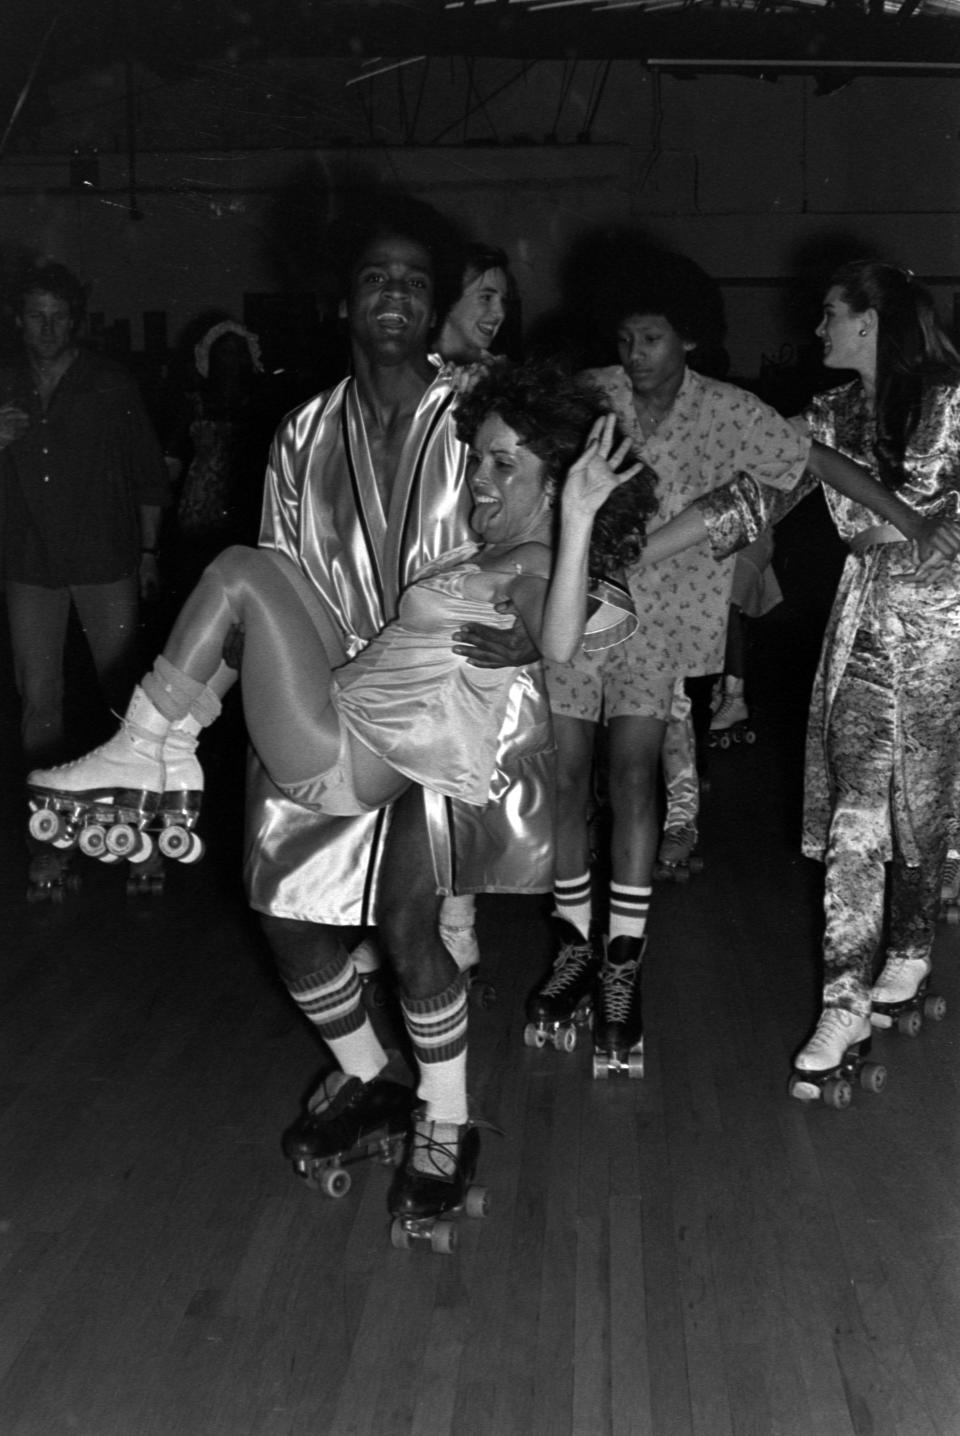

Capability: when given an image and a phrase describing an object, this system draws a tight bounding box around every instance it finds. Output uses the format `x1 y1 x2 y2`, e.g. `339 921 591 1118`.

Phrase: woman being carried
27 362 656 858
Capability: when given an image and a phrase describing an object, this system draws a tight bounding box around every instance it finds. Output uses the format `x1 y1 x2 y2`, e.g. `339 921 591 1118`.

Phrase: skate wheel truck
870 978 946 1038
709 720 756 750
592 1041 645 1080
788 1041 886 1109
292 1126 407 1198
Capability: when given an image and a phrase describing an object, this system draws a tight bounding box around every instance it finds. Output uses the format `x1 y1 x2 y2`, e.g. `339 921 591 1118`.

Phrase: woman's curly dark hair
454 359 658 577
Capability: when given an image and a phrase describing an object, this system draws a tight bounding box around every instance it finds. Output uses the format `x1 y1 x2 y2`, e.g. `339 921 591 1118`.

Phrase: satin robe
243 375 556 925
698 380 960 1005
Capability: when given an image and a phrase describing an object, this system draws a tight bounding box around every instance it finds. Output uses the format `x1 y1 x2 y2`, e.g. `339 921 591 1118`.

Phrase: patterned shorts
544 646 677 723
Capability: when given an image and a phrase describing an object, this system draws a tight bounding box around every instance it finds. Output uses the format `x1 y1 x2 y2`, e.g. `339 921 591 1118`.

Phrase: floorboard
1 611 959 1436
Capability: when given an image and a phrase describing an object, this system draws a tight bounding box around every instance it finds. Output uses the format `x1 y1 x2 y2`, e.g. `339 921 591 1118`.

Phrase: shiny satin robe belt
244 376 556 924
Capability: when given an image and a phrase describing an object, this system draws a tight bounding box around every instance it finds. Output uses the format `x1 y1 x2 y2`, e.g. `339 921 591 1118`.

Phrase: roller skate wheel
158 825 192 860
181 832 205 864
79 824 108 858
897 1010 923 1038
717 733 731 750
674 865 690 884
429 1221 458 1254
362 977 389 1011
688 854 704 875
859 1062 886 1094
320 1167 352 1199
743 729 757 745
105 822 139 857
523 1023 544 1049
923 994 947 1022
627 1052 645 1079
29 807 65 843
464 1185 489 1219
469 980 497 1011
822 1078 852 1110
945 905 960 925
127 831 155 864
592 1053 609 1080
390 1218 414 1250
555 1024 578 1054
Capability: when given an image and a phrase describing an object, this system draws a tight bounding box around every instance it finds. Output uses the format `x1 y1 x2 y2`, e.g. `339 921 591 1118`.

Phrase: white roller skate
27 688 168 862
870 956 945 1037
788 1007 884 1108
154 718 205 864
27 688 205 866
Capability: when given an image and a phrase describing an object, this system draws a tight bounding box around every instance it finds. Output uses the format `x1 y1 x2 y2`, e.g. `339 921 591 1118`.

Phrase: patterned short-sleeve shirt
582 365 809 678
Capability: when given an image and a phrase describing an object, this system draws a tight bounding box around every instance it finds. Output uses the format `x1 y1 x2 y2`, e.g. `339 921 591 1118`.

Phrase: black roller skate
653 824 703 883
388 1110 491 1254
592 936 646 1079
283 1057 415 1199
870 957 946 1038
523 920 601 1053
788 1007 885 1109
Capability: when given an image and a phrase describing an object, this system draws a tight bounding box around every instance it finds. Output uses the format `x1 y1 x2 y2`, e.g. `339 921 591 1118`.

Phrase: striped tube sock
287 956 387 1083
608 882 651 946
554 871 593 941
400 973 469 1124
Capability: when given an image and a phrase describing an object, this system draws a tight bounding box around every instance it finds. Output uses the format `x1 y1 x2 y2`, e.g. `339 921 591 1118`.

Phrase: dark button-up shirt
0 349 170 586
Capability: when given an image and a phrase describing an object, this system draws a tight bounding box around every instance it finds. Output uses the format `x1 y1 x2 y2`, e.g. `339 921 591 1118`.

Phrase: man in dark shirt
0 262 171 769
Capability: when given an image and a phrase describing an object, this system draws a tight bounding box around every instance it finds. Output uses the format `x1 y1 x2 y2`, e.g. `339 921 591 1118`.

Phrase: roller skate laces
540 930 598 1001
600 955 641 1026
794 1007 871 1073
870 956 930 1007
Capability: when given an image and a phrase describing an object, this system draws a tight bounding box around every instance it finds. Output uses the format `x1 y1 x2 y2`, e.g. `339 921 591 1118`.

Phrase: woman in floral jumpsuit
642 260 960 1090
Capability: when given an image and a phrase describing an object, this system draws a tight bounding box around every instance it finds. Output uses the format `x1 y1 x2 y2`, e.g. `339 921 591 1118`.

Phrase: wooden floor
1 623 959 1436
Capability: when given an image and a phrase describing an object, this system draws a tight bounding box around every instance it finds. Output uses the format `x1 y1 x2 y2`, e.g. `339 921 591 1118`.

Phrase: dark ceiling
4 0 960 125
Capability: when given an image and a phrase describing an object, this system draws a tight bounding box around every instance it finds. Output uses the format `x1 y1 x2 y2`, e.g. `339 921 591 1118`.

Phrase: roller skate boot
709 679 754 749
26 846 81 904
788 1007 885 1108
870 956 945 1036
940 850 960 925
154 719 205 865
653 824 703 883
283 1055 415 1198
592 936 645 1078
388 1110 490 1253
523 920 601 1052
27 687 167 861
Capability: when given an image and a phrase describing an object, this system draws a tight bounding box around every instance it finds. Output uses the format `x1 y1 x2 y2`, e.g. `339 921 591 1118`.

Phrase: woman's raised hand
912 515 960 577
562 413 642 522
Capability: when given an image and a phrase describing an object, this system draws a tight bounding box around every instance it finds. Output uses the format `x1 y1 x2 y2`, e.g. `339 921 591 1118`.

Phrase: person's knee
260 914 351 985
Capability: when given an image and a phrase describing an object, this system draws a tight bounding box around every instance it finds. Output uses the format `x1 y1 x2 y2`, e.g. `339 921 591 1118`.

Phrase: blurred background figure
435 243 519 369
0 260 170 897
161 319 279 598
